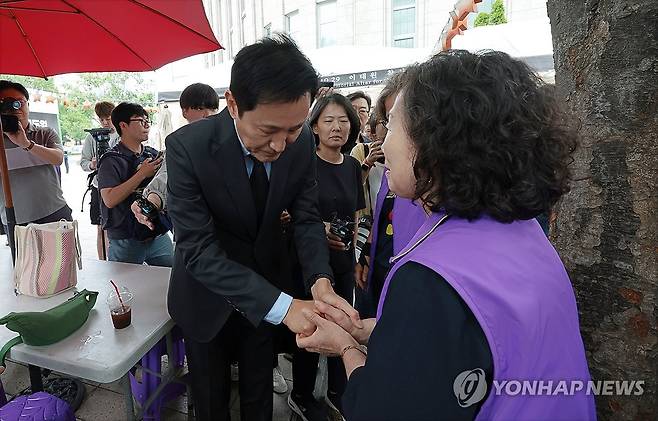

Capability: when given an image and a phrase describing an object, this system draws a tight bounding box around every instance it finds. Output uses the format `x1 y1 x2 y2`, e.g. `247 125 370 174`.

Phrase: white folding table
0 247 176 420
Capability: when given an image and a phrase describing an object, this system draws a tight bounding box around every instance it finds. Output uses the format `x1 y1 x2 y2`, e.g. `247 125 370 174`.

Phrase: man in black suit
166 35 361 421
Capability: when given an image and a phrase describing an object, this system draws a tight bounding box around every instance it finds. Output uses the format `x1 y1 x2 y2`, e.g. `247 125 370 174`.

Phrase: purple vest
367 175 426 285
377 212 596 420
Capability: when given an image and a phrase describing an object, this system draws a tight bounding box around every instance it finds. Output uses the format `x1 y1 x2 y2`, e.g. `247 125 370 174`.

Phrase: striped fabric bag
13 220 82 298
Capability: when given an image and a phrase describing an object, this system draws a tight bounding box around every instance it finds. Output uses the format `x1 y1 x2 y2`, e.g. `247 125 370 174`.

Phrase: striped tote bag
13 220 82 297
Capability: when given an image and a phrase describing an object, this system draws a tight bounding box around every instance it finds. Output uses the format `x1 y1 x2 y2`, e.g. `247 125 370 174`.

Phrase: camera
355 215 372 258
330 214 355 250
0 97 21 133
136 197 159 221
84 127 112 158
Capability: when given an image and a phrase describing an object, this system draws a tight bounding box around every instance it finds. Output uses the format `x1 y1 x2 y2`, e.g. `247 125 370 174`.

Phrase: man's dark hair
308 93 360 154
400 50 577 223
180 83 219 110
346 91 371 110
374 71 404 120
229 34 319 115
111 102 148 137
0 80 30 100
95 101 115 119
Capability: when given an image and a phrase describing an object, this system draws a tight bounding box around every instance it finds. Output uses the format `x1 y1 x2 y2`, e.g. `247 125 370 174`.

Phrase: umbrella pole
0 119 16 264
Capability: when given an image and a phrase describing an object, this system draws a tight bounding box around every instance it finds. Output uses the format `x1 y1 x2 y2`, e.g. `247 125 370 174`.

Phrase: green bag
0 289 98 367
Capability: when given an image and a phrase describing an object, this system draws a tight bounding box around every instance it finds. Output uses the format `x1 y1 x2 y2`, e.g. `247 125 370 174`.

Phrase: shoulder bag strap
0 336 23 368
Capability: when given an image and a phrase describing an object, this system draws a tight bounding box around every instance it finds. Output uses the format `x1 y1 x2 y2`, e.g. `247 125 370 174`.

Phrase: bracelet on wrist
341 344 367 358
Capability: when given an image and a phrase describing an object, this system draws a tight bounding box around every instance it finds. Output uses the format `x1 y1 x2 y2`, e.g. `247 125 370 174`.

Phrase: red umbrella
0 0 221 77
0 0 222 260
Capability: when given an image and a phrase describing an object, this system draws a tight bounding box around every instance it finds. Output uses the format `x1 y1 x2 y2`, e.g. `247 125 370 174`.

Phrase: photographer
97 102 172 266
131 83 218 229
288 93 365 420
0 80 71 229
80 101 119 259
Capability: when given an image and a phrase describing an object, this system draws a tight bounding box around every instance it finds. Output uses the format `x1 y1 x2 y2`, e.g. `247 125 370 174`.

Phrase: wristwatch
361 160 372 171
23 140 35 151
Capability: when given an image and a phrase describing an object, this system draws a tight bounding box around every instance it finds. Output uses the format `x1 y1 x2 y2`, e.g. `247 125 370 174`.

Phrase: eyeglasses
129 118 151 127
379 118 389 130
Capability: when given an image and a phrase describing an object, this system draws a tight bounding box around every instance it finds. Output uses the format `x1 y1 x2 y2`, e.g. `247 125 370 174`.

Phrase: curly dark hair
399 50 577 222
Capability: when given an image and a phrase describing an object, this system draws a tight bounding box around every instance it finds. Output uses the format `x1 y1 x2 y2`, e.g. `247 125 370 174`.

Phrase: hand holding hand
283 299 318 337
311 278 362 331
296 309 357 356
314 300 375 345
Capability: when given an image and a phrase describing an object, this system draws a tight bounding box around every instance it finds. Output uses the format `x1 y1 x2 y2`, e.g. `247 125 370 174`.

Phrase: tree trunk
547 1 657 419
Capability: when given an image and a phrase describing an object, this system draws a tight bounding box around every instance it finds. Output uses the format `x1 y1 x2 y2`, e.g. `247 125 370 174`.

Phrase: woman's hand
364 140 384 167
324 222 347 251
355 258 369 290
296 309 357 356
315 300 375 345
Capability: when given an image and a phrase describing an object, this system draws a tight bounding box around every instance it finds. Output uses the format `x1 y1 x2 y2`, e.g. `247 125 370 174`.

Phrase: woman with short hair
298 50 596 421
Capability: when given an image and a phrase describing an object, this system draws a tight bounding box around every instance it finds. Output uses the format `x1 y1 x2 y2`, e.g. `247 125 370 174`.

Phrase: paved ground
1 155 310 420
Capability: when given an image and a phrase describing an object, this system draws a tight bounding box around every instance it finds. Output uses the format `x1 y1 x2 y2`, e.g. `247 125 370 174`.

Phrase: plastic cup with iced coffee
106 286 133 329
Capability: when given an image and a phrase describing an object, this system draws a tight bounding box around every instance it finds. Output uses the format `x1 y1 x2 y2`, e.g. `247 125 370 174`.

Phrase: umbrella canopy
0 0 222 78
0 0 222 262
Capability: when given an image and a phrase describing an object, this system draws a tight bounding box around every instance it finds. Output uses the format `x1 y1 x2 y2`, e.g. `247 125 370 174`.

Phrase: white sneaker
273 366 288 394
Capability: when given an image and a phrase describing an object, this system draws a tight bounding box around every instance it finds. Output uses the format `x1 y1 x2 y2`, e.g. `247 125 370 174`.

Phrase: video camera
84 127 112 158
0 97 22 133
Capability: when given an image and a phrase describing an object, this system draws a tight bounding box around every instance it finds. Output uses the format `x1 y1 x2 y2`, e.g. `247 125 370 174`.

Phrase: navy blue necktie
249 155 269 228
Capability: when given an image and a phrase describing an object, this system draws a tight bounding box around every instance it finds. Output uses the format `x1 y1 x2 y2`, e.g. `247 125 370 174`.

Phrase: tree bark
547 1 657 419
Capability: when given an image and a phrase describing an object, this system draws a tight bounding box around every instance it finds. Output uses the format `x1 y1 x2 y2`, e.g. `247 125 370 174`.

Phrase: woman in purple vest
297 50 596 421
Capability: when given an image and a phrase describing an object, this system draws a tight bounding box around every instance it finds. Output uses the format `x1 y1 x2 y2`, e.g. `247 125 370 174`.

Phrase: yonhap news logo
453 369 645 406
453 368 488 407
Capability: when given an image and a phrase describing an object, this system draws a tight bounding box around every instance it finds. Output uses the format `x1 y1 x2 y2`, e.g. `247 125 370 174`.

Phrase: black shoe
288 393 328 421
325 393 345 421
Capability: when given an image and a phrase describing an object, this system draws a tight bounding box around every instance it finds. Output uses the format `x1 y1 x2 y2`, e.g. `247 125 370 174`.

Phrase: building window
317 0 337 48
285 10 301 41
392 0 415 48
264 23 272 37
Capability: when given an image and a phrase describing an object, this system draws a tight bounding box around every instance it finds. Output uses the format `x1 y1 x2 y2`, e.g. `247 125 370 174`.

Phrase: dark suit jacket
166 108 332 342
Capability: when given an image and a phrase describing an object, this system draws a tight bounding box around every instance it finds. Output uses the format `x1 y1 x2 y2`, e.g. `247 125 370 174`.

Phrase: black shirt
316 154 366 274
343 262 493 421
97 142 159 240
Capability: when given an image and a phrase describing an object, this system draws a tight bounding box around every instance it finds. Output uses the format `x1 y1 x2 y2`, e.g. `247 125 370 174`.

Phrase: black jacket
166 109 332 342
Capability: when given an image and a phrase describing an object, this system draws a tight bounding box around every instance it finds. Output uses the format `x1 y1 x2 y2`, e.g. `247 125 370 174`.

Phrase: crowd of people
0 34 597 421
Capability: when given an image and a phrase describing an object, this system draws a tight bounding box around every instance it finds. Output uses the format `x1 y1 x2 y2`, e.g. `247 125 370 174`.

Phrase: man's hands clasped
283 277 375 357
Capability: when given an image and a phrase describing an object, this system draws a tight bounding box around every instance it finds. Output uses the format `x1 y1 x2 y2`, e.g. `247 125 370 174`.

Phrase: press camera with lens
330 214 355 250
0 97 22 133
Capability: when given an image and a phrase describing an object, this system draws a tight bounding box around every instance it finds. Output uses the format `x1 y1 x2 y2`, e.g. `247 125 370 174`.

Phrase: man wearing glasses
0 80 71 230
97 102 173 266
80 101 120 259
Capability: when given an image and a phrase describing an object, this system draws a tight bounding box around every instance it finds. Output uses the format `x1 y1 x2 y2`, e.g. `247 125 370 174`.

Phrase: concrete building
154 0 552 129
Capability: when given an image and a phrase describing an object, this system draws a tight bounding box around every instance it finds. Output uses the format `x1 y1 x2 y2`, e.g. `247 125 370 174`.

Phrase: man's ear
225 90 239 120
181 108 189 120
